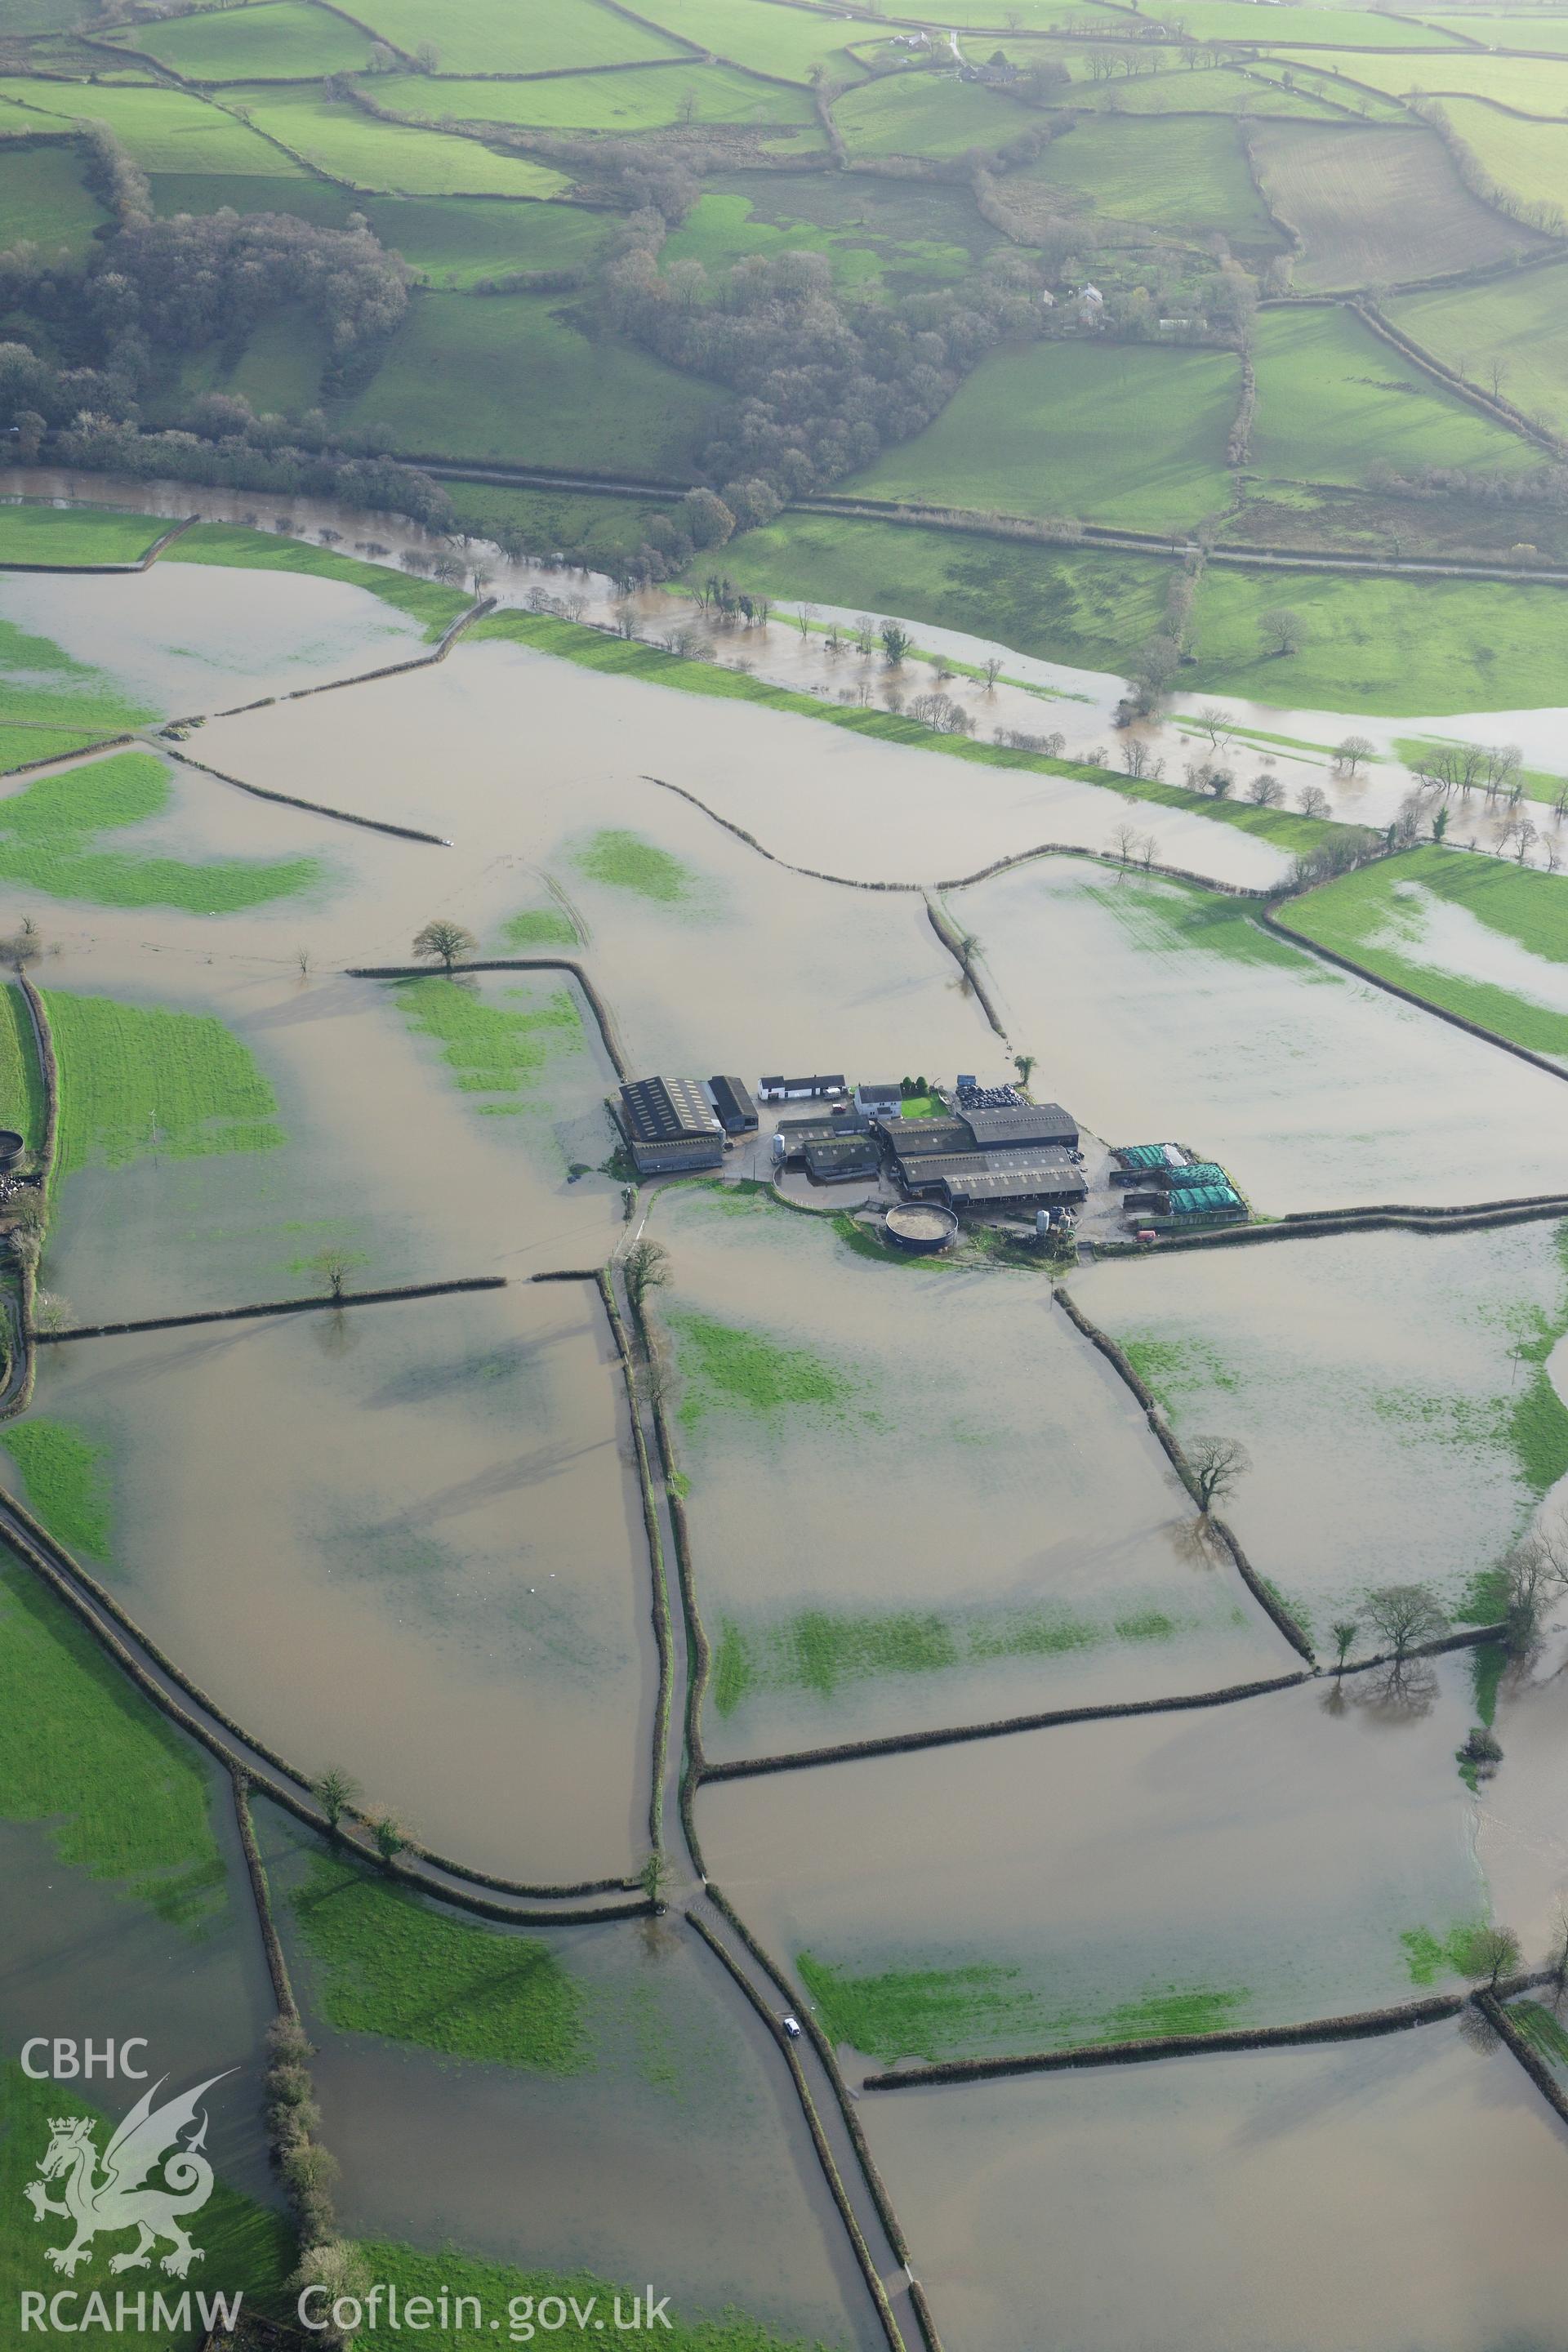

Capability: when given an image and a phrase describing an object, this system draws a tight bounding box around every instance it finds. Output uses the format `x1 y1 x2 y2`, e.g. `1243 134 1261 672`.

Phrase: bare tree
296 946 312 978
412 918 477 973
1463 1923 1522 1989
313 1766 360 1838
1334 735 1376 777
301 1245 365 1303
1513 817 1539 865
1364 1582 1446 1661
1259 606 1305 657
1196 703 1234 752
982 655 1003 690
1187 1434 1251 1516
1298 782 1331 820
624 1238 670 1319
1247 771 1285 807
1111 819 1141 868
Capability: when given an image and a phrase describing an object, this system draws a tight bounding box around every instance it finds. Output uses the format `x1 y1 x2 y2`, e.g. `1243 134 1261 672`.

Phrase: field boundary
163 744 452 845
35 1273 507 1343
0 514 196 575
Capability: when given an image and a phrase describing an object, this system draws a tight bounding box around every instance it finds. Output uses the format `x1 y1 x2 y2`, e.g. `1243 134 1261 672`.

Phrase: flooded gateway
1 513 1566 2352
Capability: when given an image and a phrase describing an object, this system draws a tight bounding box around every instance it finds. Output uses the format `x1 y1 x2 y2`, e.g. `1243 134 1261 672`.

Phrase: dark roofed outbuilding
708 1075 758 1135
960 1102 1078 1152
618 1076 723 1178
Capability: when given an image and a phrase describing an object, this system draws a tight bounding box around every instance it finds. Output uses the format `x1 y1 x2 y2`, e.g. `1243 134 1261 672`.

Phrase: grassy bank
1280 846 1568 1058
0 501 167 568
0 1557 225 1927
0 751 322 912
4 1419 111 1561
46 989 285 1190
163 522 469 636
0 614 154 734
393 974 583 1111
469 608 1333 854
0 977 45 1151
290 1849 588 2072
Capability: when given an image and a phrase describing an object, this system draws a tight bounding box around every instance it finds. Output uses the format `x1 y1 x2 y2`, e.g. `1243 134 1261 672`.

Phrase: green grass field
1 2066 293 2345
0 726 124 775
169 301 330 416
229 87 570 196
0 614 154 734
661 176 991 292
500 906 578 948
0 749 323 913
5 1419 110 1559
378 62 816 136
1249 306 1536 486
393 975 583 1109
1165 0 1465 41
616 0 871 81
109 0 376 80
0 978 43 1148
333 291 725 474
145 161 336 217
355 2241 848 2352
835 72 1022 158
1287 47 1568 103
45 988 285 1189
347 0 687 71
164 520 468 632
0 78 307 175
845 341 1241 531
0 1557 226 1924
348 193 607 287
1423 11 1568 54
1251 115 1538 292
1437 96 1568 217
1077 65 1343 115
290 1847 589 2069
1277 844 1568 1055
0 139 107 256
712 510 1568 715
0 500 164 566
670 1310 858 1429
1391 261 1568 435
1014 113 1281 244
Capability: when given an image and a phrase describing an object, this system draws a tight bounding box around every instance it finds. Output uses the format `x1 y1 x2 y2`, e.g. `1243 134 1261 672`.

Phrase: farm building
759 1073 848 1102
961 1102 1079 1153
897 1149 1089 1212
708 1075 758 1135
617 1076 724 1177
855 1081 903 1120
882 1116 973 1157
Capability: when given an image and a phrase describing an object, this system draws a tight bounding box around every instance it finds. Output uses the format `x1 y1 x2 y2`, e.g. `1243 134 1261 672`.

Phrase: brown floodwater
952 857 1568 1209
697 1666 1485 2065
863 2022 1568 2352
2 1285 654 1882
650 1184 1288 1762
253 1802 879 2348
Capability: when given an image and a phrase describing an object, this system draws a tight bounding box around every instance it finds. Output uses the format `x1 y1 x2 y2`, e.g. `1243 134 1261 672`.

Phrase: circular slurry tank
884 1201 959 1254
0 1129 24 1174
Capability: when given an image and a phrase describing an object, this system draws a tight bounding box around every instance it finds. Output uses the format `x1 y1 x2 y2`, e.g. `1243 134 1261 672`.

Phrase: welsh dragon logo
24 2073 232 2279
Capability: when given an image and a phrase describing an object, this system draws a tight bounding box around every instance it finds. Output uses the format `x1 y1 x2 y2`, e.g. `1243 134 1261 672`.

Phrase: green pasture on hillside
662 171 996 290
1076 65 1343 114
229 87 570 196
1286 47 1568 103
1422 12 1568 54
1015 113 1281 243
1249 117 1539 291
1391 261 1568 434
845 340 1240 531
1249 307 1536 485
0 78 305 175
715 510 1568 714
145 162 339 217
0 750 323 912
1162 0 1466 41
0 138 107 255
170 301 329 418
341 0 686 72
835 72 1022 158
378 61 817 136
1437 97 1568 217
45 989 285 1188
332 290 725 474
108 0 376 80
0 1558 225 1923
614 0 872 81
164 521 468 632
1278 845 1568 1055
350 192 606 286
0 501 163 566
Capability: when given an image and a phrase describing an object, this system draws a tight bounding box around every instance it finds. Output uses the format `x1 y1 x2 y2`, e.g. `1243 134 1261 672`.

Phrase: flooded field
1074 1224 1568 1635
952 857 1568 1209
652 1184 1288 1761
37 959 621 1322
255 1802 879 2350
0 1284 653 1882
697 1668 1489 2069
864 2023 1568 2352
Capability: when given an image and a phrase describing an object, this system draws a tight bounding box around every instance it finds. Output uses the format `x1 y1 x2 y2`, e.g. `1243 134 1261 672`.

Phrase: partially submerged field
650 1184 1287 1761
